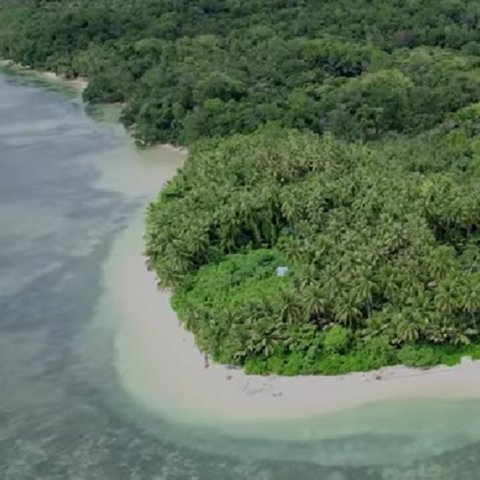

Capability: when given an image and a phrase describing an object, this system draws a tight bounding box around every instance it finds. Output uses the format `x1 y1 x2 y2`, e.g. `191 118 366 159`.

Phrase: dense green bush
397 345 442 368
323 326 352 355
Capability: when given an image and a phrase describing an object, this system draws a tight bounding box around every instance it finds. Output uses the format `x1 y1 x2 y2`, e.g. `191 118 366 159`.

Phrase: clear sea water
1 71 480 479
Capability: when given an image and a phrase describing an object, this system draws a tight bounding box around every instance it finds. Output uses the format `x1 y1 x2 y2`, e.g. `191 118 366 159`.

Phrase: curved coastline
91 146 480 426
110 217 480 425
14 64 480 426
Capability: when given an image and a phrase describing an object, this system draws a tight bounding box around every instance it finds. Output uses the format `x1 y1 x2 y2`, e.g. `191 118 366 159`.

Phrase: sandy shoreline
14 60 474 425
99 151 480 425
0 59 88 93
0 60 188 155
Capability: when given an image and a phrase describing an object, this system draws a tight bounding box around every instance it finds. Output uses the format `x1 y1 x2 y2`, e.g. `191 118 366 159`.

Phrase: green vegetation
146 120 480 374
3 1 480 145
3 0 480 374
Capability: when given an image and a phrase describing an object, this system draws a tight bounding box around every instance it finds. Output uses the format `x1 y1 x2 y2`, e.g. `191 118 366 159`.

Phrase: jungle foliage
147 114 480 374
2 1 480 144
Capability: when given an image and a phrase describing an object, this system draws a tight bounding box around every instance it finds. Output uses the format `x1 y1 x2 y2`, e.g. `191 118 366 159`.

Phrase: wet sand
94 146 480 426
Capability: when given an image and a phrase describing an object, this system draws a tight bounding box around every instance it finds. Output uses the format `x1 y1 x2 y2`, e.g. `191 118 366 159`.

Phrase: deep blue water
1 71 480 479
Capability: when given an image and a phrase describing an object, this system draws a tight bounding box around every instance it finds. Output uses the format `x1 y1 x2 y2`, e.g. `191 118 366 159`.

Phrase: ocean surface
1 70 480 479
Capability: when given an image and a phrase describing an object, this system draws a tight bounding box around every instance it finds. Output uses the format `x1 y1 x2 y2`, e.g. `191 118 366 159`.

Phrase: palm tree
363 309 393 340
157 266 182 289
353 270 377 317
168 241 194 274
378 264 398 301
283 238 303 263
281 196 298 227
301 283 326 323
458 276 480 327
435 281 459 315
333 293 362 327
259 335 279 357
394 312 421 344
296 263 318 289
279 289 303 324
182 306 199 331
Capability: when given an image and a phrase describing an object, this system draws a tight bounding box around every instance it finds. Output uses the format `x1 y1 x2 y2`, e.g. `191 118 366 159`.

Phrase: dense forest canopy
2 0 480 144
3 0 480 373
147 117 480 374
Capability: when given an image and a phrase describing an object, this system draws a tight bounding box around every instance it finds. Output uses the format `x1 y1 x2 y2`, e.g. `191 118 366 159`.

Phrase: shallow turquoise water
1 71 480 479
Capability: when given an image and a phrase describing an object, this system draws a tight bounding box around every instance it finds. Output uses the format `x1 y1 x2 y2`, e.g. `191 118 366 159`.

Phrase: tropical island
3 0 480 377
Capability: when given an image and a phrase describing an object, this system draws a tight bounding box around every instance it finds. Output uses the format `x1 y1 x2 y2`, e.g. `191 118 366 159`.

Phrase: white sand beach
95 147 480 427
